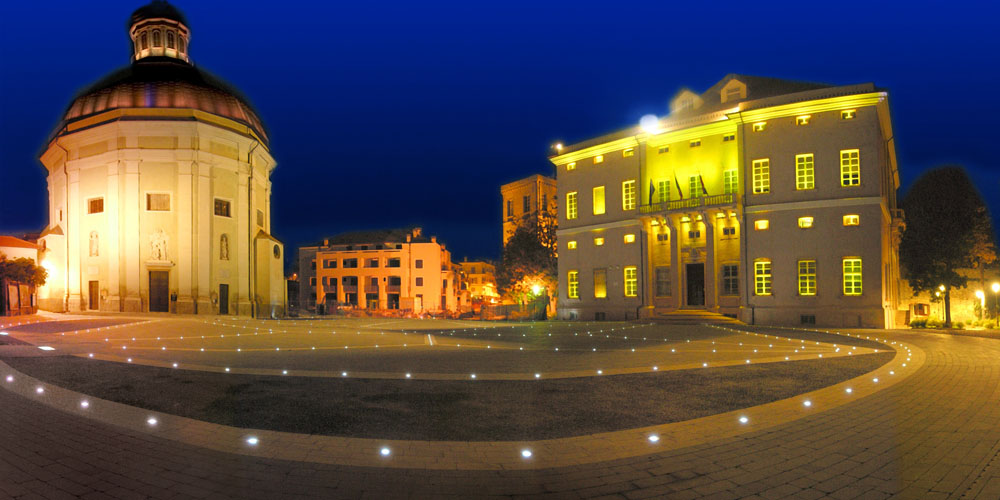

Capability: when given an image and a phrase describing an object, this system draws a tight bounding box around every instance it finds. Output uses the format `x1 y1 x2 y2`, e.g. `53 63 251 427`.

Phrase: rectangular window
721 265 739 295
592 186 605 215
795 154 815 190
623 233 636 244
387 258 400 267
655 267 671 297
415 277 423 286
690 140 701 147
754 219 769 231
567 271 579 299
566 240 577 249
656 232 668 243
567 162 576 171
213 198 230 217
622 180 636 210
840 149 860 186
752 122 766 132
257 209 265 227
309 277 316 286
841 109 856 120
722 226 736 236
688 230 701 239
657 180 670 203
723 170 738 195
843 214 860 226
798 216 814 228
754 260 772 296
594 155 604 164
566 192 578 220
523 195 530 213
146 193 170 211
798 260 817 296
624 267 638 297
343 258 358 268
843 258 862 295
88 197 104 214
796 115 810 125
506 200 513 217
723 133 735 142
365 258 379 268
689 175 702 199
594 237 604 246
415 259 423 269
623 148 634 157
593 269 607 298
752 159 770 194
658 146 669 154
323 259 337 268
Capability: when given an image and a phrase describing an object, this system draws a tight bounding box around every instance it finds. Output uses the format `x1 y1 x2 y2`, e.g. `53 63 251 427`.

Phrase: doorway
88 281 99 310
219 284 229 315
149 271 169 312
685 263 705 307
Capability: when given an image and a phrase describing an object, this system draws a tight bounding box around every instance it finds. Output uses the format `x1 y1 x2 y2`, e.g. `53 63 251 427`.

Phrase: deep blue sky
2 0 998 268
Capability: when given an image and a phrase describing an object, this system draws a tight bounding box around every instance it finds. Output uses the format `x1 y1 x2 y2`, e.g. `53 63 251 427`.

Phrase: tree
0 253 47 287
899 167 995 326
497 212 557 306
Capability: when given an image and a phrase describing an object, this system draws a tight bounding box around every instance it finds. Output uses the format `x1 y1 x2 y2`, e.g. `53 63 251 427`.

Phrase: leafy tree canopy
0 253 47 287
497 209 557 304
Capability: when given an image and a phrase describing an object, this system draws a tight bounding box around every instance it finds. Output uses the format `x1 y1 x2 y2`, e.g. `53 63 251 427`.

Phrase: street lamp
992 282 1000 329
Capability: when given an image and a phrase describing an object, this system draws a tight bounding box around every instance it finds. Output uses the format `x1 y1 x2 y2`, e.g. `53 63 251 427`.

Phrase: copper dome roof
54 57 268 144
129 0 189 29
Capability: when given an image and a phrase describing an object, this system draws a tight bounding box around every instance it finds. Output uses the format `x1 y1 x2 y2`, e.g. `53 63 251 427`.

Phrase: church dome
51 1 268 144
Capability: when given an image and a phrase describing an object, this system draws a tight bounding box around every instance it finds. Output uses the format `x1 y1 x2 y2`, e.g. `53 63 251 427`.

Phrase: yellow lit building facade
459 260 499 303
36 1 285 317
298 228 465 314
553 75 904 327
501 174 557 246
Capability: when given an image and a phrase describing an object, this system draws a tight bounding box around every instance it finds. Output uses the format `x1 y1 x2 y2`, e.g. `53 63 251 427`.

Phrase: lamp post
993 282 1000 329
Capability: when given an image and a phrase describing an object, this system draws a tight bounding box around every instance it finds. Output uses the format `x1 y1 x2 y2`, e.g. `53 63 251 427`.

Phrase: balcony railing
341 285 358 293
386 285 401 293
640 193 735 214
364 285 379 293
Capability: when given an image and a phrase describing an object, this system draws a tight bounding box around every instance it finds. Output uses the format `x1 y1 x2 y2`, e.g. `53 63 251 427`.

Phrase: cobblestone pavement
1 326 998 499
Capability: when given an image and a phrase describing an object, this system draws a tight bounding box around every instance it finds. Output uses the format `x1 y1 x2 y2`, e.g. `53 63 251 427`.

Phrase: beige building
36 1 285 317
298 228 465 314
552 74 904 327
0 236 40 263
501 174 557 246
459 260 499 303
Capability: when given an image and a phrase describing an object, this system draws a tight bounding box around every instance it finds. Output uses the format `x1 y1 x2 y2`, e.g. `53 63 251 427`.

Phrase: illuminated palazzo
552 75 904 328
37 1 285 317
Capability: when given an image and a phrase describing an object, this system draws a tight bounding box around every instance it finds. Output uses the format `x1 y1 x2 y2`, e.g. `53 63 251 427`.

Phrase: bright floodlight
648 434 660 443
739 416 748 424
38 346 55 351
80 400 89 408
147 417 158 426
993 282 999 293
246 437 259 446
846 388 853 394
0 331 7 335
5 375 12 382
35 386 44 394
639 114 660 134
803 400 812 407
380 447 391 456
531 284 543 296
521 449 532 458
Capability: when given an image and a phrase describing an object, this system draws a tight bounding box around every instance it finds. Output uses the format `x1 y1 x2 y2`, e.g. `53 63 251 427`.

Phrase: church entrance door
149 271 169 312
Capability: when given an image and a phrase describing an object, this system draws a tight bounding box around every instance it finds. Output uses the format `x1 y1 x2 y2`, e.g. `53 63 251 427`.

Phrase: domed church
37 1 285 317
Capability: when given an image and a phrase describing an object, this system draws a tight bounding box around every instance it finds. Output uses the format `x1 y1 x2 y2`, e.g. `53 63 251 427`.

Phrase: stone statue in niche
150 229 168 261
220 234 229 260
89 231 99 256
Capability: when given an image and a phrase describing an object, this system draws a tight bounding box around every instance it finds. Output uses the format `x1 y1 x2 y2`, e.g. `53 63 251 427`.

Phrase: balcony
640 193 735 214
386 285 401 293
364 285 379 293
341 285 358 293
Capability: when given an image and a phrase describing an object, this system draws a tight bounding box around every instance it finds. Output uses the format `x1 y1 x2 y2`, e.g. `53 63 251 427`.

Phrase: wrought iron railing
640 193 735 214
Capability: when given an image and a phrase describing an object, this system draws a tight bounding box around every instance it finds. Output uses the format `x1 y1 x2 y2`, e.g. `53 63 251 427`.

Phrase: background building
552 74 904 327
501 174 557 246
35 1 285 317
298 228 465 315
459 259 499 304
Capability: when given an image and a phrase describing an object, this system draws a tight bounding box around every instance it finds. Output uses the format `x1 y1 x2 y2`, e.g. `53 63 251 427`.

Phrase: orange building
298 228 465 314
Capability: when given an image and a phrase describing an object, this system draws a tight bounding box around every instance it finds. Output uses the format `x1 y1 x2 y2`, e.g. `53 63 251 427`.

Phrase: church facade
553 75 905 328
37 1 285 317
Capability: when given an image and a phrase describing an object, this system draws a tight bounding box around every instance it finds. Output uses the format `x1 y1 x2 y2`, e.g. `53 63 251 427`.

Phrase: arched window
152 30 161 47
167 31 175 49
140 32 148 50
178 37 186 53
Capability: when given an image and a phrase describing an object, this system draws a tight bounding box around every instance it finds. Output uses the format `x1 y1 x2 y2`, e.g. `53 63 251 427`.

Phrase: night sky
2 0 998 269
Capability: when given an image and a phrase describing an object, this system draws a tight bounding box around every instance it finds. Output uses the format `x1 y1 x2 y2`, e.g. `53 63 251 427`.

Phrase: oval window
273 244 281 259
